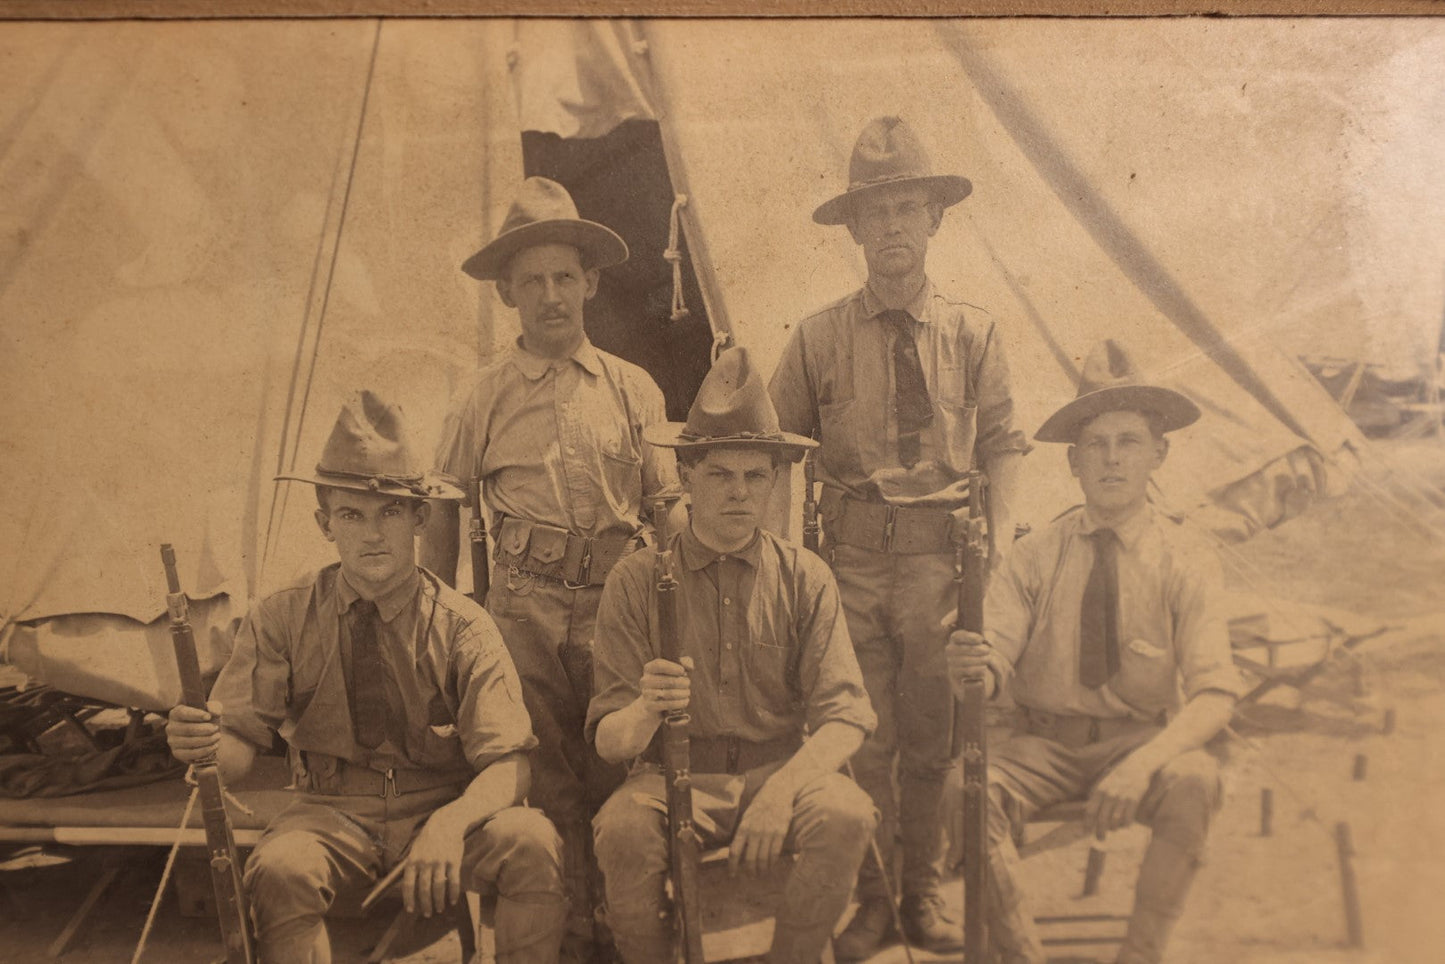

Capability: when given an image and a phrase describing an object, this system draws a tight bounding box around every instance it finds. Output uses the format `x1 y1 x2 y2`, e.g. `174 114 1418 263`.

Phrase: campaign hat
1035 340 1201 443
813 116 973 226
462 176 629 281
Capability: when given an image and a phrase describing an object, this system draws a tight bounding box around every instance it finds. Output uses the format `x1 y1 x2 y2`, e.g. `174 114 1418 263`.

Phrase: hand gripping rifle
952 473 990 962
161 545 255 964
468 479 491 605
649 496 705 964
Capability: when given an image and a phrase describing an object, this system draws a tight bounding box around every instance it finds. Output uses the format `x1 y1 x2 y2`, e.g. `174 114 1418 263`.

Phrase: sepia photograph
1 6 1442 964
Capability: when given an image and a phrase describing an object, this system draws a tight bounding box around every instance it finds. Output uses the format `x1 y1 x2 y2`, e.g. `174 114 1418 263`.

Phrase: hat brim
643 423 818 464
812 174 973 226
275 470 466 502
462 219 629 281
1034 385 1201 443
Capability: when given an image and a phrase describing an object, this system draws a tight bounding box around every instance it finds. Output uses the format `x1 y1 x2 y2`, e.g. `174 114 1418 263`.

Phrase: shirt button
725 643 733 650
723 597 732 606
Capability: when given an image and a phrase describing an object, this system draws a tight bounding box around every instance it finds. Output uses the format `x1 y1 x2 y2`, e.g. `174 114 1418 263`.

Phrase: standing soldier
769 116 1029 957
424 177 679 962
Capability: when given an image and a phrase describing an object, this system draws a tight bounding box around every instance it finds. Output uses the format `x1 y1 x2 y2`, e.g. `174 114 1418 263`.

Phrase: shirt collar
337 566 421 623
862 277 935 325
1078 501 1152 550
507 336 603 381
677 525 762 572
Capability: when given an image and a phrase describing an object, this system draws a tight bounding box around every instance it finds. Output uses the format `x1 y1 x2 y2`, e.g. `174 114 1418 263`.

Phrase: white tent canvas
2 17 1442 702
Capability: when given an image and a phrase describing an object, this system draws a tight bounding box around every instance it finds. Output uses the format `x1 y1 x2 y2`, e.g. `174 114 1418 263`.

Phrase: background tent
2 17 1443 708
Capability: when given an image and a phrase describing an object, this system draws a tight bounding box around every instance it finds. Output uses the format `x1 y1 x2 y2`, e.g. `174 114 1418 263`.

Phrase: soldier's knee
244 831 335 914
806 776 878 850
593 791 667 872
1148 753 1221 846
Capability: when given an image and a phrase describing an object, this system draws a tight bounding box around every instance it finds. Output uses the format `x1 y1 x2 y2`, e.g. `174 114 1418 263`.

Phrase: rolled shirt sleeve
209 593 294 750
794 552 876 737
451 616 539 770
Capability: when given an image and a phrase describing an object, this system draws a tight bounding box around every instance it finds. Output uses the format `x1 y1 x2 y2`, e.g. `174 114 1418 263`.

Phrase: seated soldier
165 390 565 964
945 341 1246 964
587 347 879 964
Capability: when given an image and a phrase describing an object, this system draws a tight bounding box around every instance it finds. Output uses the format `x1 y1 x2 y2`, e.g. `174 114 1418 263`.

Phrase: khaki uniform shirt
435 338 677 538
586 528 877 744
213 565 536 773
985 503 1246 720
769 280 1029 507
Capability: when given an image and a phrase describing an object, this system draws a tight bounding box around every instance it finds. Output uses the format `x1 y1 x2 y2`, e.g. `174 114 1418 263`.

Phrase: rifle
801 449 820 554
649 496 705 964
161 545 255 964
468 479 490 605
952 473 990 963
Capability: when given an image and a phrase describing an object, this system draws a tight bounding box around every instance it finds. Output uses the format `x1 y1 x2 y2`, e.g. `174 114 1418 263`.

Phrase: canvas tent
2 17 1443 710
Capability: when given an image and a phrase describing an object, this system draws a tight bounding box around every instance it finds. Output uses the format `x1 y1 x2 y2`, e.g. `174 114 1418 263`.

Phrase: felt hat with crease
462 176 628 281
1034 340 1200 443
645 346 817 463
275 390 464 501
813 116 973 226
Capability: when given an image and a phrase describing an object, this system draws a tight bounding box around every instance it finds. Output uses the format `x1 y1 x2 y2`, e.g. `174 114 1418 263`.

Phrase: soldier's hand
165 701 223 764
1085 755 1154 837
729 779 791 878
944 630 997 701
401 811 468 917
638 657 693 716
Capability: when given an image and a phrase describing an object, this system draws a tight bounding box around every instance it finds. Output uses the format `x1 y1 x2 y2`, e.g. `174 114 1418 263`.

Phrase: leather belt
1019 707 1161 749
829 494 955 555
642 735 800 774
293 751 474 798
493 515 639 588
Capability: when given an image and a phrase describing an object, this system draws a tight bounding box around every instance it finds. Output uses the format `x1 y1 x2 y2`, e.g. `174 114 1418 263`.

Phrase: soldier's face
847 184 941 281
497 243 599 359
681 448 780 553
1067 410 1167 521
315 490 429 597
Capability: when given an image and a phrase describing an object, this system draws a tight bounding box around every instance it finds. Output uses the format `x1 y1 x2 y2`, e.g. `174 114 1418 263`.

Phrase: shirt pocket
601 442 643 512
933 369 979 468
819 396 862 477
1113 637 1180 712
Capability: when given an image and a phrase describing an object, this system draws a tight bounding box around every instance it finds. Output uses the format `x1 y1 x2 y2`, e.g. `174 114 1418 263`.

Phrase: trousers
593 763 876 964
488 574 627 946
983 720 1223 964
243 787 565 964
828 542 958 903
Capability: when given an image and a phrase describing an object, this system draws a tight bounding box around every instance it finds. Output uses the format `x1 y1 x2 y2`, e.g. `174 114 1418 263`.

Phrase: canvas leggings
982 721 1224 964
487 574 627 949
828 542 958 904
593 763 876 964
242 788 565 964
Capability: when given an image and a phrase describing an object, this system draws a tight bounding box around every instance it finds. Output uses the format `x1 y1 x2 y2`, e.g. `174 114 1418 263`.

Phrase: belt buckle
564 539 593 590
383 767 398 799
881 505 898 553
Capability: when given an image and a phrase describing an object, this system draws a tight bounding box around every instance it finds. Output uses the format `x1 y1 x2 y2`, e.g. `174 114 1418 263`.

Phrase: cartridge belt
291 750 473 798
827 493 956 555
493 515 640 588
1018 707 1161 749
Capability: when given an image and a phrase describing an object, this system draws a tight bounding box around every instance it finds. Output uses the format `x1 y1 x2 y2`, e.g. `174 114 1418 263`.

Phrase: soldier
424 176 679 961
769 115 1029 957
165 390 565 964
946 341 1246 964
588 347 878 964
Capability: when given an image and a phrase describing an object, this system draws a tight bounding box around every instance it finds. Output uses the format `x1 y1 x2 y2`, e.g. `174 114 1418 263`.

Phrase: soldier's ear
845 217 866 246
582 267 601 300
1066 444 1081 479
496 279 516 309
411 500 432 533
1153 436 1170 469
314 508 335 542
926 201 943 235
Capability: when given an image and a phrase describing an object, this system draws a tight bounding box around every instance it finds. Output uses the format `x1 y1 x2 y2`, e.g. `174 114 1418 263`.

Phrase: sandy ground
2 438 1443 964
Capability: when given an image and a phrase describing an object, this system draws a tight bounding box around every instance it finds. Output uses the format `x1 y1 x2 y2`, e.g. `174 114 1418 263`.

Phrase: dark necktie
348 598 388 749
1079 529 1121 688
881 309 933 468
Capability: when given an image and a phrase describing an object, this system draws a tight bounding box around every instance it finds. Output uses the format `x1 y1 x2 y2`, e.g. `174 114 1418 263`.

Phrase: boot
494 892 568 964
832 898 899 961
1115 836 1203 964
898 893 965 953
